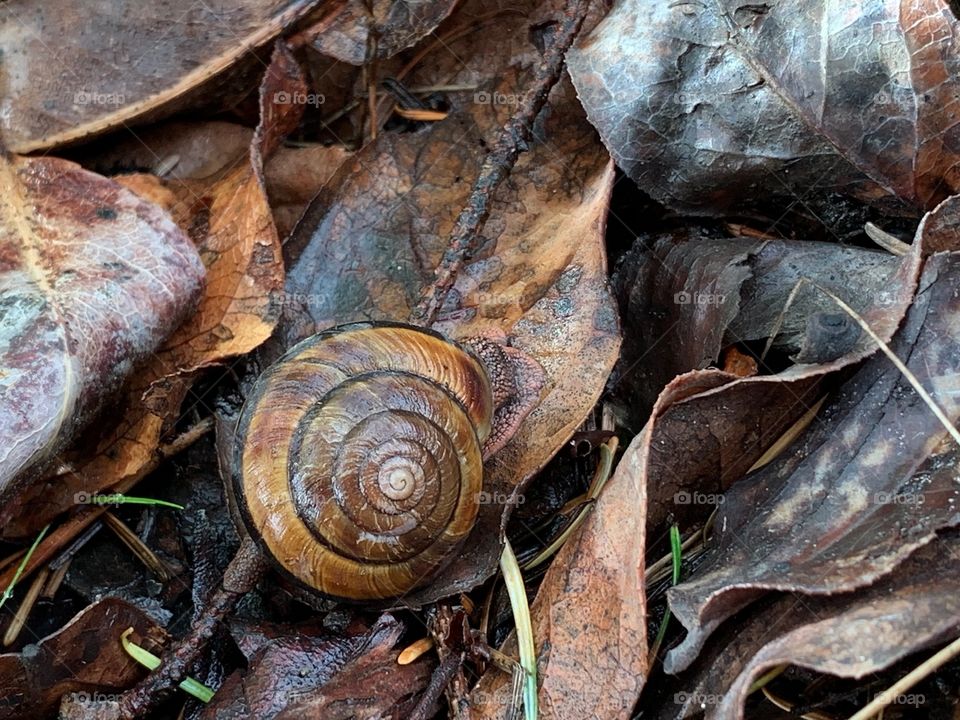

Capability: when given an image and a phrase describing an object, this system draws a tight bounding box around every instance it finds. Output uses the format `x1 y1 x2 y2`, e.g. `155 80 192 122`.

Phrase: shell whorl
234 323 494 600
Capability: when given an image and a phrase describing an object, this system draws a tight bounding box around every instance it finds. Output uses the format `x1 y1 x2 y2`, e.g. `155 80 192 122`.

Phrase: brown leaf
298 0 458 63
612 231 911 422
0 0 321 152
202 614 433 720
0 46 299 538
276 0 619 603
568 0 960 214
470 436 648 719
660 535 960 720
666 245 960 673
0 598 165 720
0 154 204 505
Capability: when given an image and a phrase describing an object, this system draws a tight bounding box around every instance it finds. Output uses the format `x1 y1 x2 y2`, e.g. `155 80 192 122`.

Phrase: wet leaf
661 535 960 720
0 0 320 152
275 0 620 604
0 153 204 506
470 440 647 719
612 231 912 422
665 246 960 673
0 598 165 720
0 46 298 538
298 0 458 63
568 0 960 214
202 615 433 720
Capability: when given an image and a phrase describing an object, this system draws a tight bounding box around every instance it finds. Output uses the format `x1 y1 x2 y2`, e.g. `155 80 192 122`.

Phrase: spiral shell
233 323 494 601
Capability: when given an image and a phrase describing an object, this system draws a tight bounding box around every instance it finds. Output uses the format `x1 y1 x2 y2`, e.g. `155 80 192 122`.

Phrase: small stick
116 537 267 719
410 0 592 325
3 567 49 646
408 651 463 720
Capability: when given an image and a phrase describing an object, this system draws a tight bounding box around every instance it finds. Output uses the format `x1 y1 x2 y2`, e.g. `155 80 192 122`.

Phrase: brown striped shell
233 323 494 601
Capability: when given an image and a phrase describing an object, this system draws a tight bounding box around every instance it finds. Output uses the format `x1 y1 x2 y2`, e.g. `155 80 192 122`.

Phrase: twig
408 651 463 720
117 537 267 718
410 0 592 325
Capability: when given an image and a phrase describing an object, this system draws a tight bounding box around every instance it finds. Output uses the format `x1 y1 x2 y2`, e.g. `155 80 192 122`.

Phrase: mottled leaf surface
0 598 164 720
299 0 458 63
666 247 960 673
278 0 620 604
0 154 204 505
568 0 960 214
0 0 320 152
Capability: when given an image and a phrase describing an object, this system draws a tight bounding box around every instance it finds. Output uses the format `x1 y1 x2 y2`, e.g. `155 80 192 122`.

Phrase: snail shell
233 323 495 601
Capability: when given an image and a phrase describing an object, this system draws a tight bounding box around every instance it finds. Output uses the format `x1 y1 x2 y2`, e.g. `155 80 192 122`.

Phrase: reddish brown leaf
275 0 619 603
0 46 299 538
568 0 960 214
0 598 165 720
202 615 433 720
0 154 204 505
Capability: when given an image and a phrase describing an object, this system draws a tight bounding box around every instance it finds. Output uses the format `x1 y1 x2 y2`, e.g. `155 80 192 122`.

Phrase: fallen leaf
0 598 165 720
297 0 459 63
666 246 960 673
661 535 960 720
568 0 960 214
202 614 434 720
612 231 908 422
0 0 321 152
0 153 204 505
0 45 299 538
275 0 620 604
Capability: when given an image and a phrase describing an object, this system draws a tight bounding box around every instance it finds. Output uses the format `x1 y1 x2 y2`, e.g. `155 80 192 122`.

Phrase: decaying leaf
666 246 960 673
297 0 458 63
568 0 960 214
0 0 321 152
0 153 204 506
0 598 165 720
202 615 433 720
0 45 299 538
611 229 923 423
470 437 647 719
275 0 620 604
658 535 960 720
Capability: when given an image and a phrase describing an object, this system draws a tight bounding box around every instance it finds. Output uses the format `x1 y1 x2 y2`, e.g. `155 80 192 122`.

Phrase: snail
231 322 545 601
